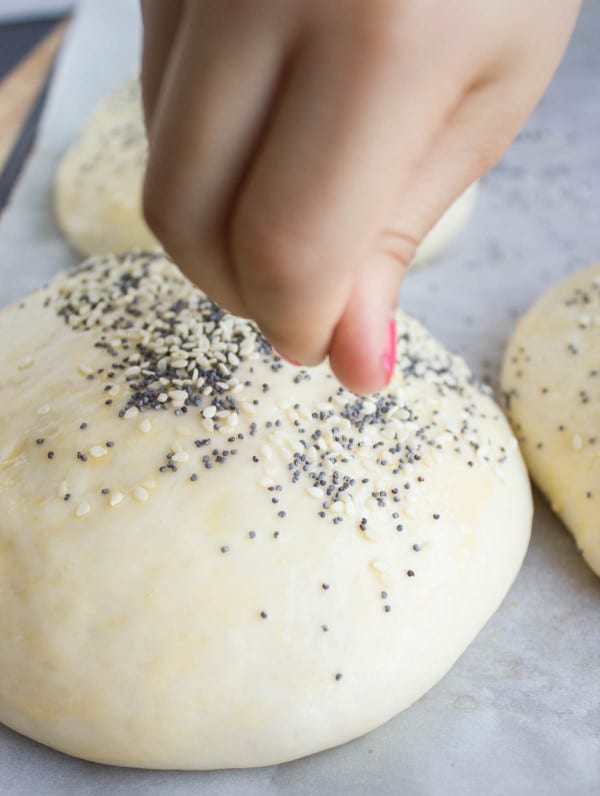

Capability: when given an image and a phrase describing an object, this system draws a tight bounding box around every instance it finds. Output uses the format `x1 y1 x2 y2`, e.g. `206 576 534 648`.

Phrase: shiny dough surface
502 263 600 577
54 79 158 256
0 252 531 768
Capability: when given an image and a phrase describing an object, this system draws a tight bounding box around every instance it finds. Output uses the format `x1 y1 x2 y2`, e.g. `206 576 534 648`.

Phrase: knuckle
379 227 419 269
259 322 328 367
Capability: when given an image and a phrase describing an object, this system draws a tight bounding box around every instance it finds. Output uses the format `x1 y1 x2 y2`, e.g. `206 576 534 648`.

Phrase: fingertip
275 349 302 367
328 256 402 395
329 314 396 395
264 334 327 368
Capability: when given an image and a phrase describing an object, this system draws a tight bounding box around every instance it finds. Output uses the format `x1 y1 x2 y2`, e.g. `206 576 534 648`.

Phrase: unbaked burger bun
53 78 158 256
0 251 531 769
502 263 600 577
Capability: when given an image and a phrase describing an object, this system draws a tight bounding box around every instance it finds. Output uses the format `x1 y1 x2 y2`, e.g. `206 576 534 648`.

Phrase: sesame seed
89 445 107 458
109 491 124 507
133 486 149 502
75 501 90 517
138 418 152 433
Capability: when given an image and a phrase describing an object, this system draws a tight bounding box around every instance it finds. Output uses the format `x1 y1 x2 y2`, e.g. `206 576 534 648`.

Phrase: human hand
141 0 580 393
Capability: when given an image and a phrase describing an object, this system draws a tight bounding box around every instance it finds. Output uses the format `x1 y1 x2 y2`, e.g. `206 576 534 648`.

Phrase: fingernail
382 318 396 386
276 350 301 366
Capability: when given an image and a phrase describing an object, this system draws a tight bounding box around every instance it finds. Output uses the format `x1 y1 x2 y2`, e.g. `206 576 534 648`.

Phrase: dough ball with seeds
411 181 479 267
0 251 531 769
54 78 158 256
502 262 600 577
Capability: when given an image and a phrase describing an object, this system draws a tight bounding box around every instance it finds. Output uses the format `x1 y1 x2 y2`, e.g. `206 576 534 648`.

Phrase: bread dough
411 181 479 267
0 252 531 769
54 78 477 263
502 263 600 577
54 79 159 256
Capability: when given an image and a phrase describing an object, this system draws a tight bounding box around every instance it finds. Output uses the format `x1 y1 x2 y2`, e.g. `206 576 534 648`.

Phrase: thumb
329 77 528 394
328 241 413 394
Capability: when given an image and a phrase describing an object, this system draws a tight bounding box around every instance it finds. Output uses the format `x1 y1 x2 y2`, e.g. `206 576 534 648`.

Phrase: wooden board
0 20 68 172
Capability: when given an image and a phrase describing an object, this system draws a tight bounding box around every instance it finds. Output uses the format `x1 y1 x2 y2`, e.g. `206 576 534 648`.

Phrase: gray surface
0 1 599 794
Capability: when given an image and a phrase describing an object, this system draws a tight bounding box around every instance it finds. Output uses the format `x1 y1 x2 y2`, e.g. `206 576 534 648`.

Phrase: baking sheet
0 1 599 794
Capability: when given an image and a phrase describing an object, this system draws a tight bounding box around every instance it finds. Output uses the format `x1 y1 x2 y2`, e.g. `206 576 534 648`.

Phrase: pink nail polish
382 318 396 385
277 350 301 366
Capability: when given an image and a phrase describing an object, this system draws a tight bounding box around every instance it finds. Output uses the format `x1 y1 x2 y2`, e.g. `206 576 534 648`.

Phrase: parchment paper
0 2 598 794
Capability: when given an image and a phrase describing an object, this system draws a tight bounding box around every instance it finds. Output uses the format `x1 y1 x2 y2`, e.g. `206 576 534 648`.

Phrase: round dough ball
0 252 531 769
411 181 479 268
502 263 600 577
54 78 159 256
54 78 477 264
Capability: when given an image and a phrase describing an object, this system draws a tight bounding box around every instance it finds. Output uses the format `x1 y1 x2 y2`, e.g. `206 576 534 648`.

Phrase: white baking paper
0 1 598 794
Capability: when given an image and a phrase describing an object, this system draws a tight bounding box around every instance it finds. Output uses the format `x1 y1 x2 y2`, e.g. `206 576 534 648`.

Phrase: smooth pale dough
54 79 159 256
502 263 600 577
411 181 479 267
0 252 531 769
54 78 477 263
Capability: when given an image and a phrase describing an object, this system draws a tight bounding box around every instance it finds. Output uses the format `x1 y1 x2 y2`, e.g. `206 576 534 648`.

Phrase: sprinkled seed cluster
25 251 515 682
46 252 509 507
67 79 147 200
47 252 508 523
54 251 272 417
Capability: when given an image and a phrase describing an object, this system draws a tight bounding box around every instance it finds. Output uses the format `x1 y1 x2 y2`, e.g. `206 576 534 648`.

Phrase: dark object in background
0 17 65 212
0 18 57 80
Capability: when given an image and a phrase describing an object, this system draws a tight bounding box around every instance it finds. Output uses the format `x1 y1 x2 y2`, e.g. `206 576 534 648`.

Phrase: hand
141 0 580 393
